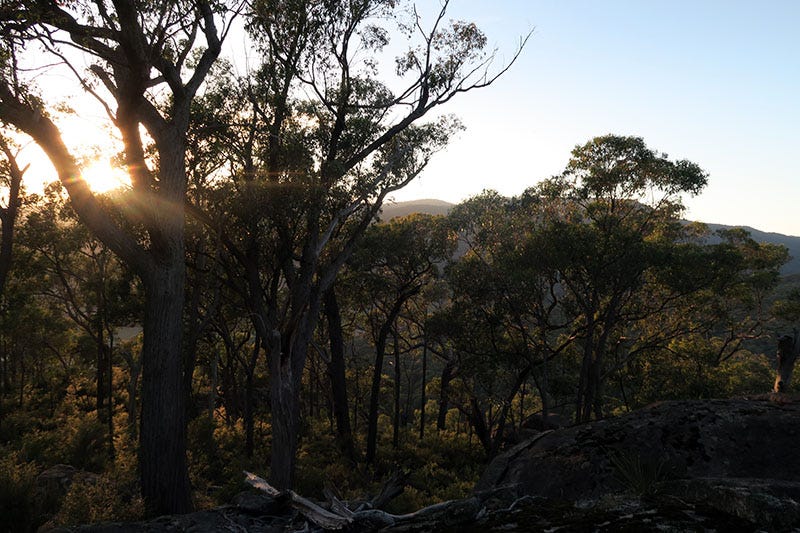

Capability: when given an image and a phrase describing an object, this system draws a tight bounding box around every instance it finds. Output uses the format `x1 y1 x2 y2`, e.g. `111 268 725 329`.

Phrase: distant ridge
380 200 800 276
702 223 800 277
380 199 454 220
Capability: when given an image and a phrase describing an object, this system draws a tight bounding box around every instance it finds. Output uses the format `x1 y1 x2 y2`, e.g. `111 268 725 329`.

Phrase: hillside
380 199 454 220
381 200 800 276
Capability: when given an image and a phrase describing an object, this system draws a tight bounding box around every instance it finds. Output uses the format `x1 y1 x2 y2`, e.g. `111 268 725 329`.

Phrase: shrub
0 450 38 533
67 418 110 472
55 474 144 527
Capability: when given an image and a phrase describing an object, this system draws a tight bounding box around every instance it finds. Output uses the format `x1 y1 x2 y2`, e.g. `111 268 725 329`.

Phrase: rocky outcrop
470 396 800 530
477 397 800 500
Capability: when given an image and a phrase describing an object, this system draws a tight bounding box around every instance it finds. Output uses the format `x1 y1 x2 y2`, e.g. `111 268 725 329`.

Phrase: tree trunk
437 358 455 431
244 333 261 458
139 265 192 515
469 397 492 454
123 346 140 440
208 348 219 420
323 288 356 461
366 319 393 464
419 337 427 440
244 367 255 458
107 334 115 460
775 333 800 392
268 330 305 489
0 138 23 299
96 332 107 422
392 325 400 449
575 323 595 424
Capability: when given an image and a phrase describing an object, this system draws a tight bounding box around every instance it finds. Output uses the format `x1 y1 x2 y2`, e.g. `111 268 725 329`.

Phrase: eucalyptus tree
444 191 578 454
536 135 709 421
0 135 24 298
441 136 781 427
194 0 527 488
0 0 235 514
345 214 455 463
20 185 140 456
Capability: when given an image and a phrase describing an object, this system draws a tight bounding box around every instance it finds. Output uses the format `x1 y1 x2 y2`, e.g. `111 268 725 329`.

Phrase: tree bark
775 332 800 392
268 330 305 489
0 139 23 298
139 264 192 515
244 336 260 458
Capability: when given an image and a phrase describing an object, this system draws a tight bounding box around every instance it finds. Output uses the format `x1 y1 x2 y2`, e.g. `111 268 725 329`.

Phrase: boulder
477 397 800 500
35 464 99 528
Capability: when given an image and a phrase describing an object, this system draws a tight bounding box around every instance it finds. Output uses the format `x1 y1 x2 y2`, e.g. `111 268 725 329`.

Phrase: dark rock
36 464 99 529
657 477 800 530
232 490 290 515
521 412 569 431
477 398 800 502
455 492 759 532
74 508 287 532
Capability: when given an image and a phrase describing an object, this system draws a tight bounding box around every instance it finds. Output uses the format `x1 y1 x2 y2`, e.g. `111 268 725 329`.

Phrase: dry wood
244 472 352 529
245 471 482 530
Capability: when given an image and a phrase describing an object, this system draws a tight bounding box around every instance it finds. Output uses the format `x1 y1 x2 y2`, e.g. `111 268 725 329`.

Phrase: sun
80 160 130 193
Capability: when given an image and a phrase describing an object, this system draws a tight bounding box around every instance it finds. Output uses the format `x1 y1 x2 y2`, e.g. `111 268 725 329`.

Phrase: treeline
0 136 791 529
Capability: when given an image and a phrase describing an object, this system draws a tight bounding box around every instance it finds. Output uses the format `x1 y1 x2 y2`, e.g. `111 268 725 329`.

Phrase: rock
477 398 800 501
657 477 800 530
232 490 290 515
74 508 288 532
35 464 99 529
521 412 569 431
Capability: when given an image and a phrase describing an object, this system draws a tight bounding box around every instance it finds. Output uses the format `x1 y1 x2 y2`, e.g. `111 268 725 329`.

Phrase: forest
0 1 795 531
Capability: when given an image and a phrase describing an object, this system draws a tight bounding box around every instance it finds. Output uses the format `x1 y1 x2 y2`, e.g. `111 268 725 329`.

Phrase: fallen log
244 471 483 531
244 472 352 529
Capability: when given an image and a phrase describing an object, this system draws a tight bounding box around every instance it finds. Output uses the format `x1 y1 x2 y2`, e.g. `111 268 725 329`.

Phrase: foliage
608 448 672 496
0 450 38 533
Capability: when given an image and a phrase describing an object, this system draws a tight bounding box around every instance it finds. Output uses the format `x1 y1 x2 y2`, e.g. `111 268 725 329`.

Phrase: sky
13 1 800 235
391 1 800 235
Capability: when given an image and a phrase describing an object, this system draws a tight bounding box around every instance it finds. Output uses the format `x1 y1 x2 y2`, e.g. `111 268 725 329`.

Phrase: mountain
380 199 800 276
703 223 800 276
380 199 454 220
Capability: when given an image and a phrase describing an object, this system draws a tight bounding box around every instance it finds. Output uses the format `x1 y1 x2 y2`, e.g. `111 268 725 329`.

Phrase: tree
345 214 455 463
194 0 527 488
0 135 24 298
437 137 784 428
0 1 231 514
444 191 576 453
22 185 144 456
529 136 707 421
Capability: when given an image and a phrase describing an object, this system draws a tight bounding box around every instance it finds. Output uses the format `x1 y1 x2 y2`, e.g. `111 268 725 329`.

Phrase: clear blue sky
393 1 800 235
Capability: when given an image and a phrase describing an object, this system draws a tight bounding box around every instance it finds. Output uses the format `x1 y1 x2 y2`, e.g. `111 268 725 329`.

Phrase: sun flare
80 160 130 193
